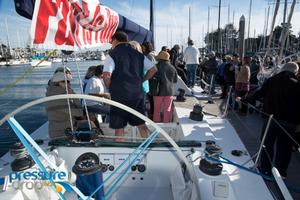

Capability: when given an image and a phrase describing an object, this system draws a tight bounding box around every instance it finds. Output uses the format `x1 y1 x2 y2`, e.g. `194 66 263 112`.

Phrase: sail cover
14 0 153 50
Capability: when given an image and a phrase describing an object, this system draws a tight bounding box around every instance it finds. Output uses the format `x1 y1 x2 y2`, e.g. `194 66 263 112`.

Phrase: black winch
189 104 204 121
199 142 223 176
10 142 35 172
176 88 186 102
65 125 102 142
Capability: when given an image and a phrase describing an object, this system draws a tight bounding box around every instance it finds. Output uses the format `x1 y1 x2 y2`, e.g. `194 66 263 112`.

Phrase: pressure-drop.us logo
8 168 72 192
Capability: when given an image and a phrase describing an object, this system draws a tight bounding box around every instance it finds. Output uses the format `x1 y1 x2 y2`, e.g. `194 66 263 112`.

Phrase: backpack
148 75 160 96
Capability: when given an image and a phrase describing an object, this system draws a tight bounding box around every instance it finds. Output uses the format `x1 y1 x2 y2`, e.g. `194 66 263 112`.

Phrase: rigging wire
62 55 74 132
74 54 92 130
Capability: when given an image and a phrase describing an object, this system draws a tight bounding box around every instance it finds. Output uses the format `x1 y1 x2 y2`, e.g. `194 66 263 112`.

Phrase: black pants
259 119 294 177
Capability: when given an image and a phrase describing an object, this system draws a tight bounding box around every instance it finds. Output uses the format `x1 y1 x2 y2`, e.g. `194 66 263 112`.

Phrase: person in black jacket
243 62 300 177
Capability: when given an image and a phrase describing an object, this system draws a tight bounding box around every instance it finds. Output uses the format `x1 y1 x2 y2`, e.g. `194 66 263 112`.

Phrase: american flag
30 0 119 50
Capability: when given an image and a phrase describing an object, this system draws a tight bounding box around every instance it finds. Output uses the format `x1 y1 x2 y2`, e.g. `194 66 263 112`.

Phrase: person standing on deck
235 56 251 114
130 41 150 117
103 32 157 141
170 44 180 66
242 62 300 178
170 44 188 85
142 41 157 119
204 51 218 94
183 39 200 88
153 51 178 123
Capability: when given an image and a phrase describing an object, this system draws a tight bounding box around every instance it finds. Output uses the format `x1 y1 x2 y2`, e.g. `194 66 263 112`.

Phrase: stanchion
207 74 215 104
254 114 274 167
222 86 233 118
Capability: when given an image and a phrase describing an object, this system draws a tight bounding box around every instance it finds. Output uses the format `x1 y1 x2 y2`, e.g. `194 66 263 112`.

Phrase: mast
266 0 280 56
217 0 222 53
263 6 270 50
150 0 155 48
167 25 169 47
283 0 288 24
232 10 235 27
279 0 297 58
228 4 230 24
207 6 210 50
189 6 191 41
5 18 11 56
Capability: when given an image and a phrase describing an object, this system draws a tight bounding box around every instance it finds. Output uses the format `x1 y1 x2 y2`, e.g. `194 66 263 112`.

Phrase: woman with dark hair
84 65 110 121
142 42 157 118
142 41 156 62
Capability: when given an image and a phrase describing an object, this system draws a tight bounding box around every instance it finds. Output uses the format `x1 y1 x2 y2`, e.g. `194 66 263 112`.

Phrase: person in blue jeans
183 39 200 87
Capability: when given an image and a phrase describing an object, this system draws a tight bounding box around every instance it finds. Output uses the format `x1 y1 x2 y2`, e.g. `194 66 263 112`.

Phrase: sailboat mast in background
150 0 155 48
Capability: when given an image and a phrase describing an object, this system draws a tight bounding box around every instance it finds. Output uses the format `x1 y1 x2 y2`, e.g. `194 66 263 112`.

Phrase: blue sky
1 0 300 50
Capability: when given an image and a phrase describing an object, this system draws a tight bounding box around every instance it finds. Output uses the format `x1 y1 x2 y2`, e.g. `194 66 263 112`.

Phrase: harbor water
0 61 102 156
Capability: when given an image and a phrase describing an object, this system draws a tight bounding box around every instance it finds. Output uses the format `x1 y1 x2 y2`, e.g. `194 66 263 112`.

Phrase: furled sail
14 0 153 50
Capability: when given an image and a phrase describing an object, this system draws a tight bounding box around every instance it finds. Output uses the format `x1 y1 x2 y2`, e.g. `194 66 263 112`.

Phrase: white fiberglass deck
174 104 273 200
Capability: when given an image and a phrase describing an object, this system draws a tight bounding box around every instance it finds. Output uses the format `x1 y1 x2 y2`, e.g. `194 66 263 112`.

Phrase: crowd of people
45 31 300 178
45 31 178 142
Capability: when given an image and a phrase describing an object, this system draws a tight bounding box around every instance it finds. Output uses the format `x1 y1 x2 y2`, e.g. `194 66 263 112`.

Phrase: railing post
222 86 233 118
207 74 215 104
254 114 273 167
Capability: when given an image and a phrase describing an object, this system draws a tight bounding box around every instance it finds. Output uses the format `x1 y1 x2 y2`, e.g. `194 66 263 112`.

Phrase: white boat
52 58 63 63
0 59 30 66
0 86 290 200
30 59 52 68
99 52 106 61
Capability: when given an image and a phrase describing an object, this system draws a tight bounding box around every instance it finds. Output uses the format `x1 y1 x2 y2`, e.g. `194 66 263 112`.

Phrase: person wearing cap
152 51 177 123
48 67 72 86
103 31 157 141
242 62 300 178
45 71 83 139
183 39 200 87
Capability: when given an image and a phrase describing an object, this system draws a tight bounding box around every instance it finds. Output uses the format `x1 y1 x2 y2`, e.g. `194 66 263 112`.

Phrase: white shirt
84 76 105 106
103 55 156 73
183 45 200 65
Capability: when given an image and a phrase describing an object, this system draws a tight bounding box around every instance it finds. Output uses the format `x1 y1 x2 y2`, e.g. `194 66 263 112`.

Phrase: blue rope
86 130 159 200
8 117 66 200
104 131 159 199
206 155 300 193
